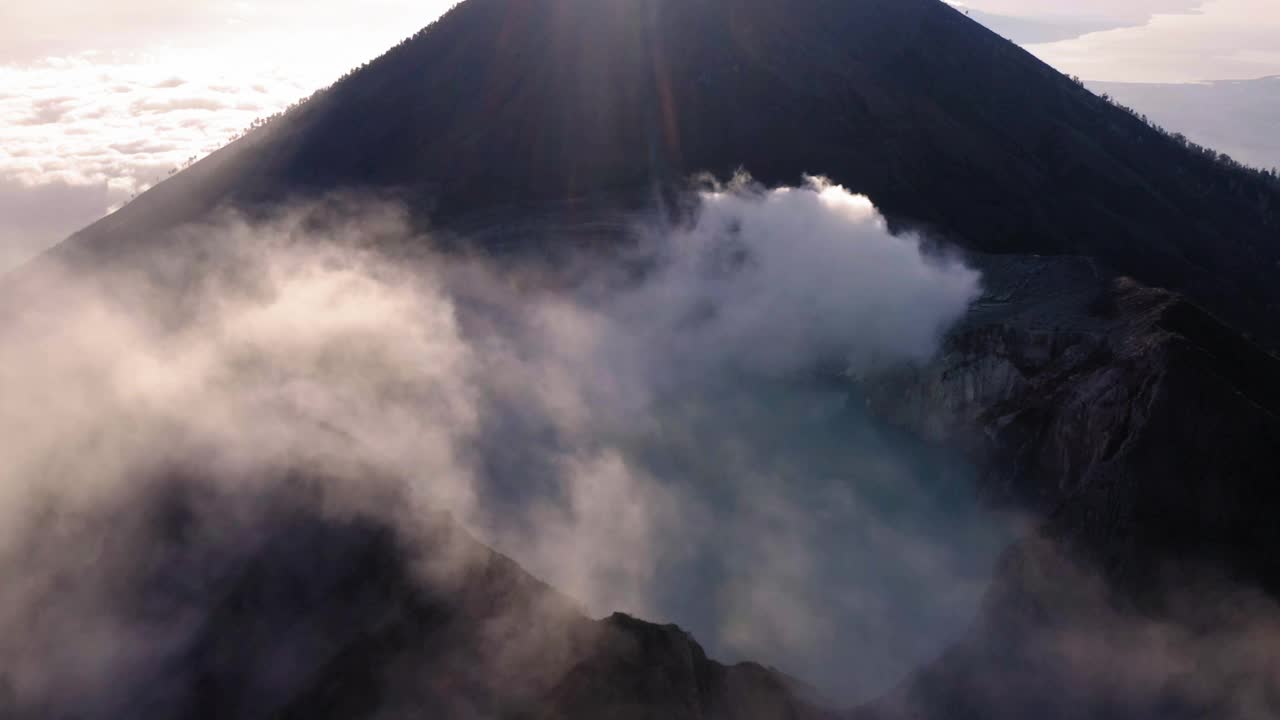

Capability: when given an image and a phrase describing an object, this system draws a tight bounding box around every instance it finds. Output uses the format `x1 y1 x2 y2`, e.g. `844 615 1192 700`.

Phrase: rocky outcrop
536 613 833 720
859 257 1280 719
0 475 834 720
870 259 1280 581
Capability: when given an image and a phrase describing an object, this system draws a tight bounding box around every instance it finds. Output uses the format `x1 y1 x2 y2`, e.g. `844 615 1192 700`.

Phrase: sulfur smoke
0 177 1001 710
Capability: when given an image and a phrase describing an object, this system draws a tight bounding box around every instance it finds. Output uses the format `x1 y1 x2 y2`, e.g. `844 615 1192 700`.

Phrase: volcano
10 1 1280 719
59 0 1280 342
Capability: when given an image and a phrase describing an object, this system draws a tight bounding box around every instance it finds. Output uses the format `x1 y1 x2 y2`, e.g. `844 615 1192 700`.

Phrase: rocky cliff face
869 256 1280 575
860 256 1280 719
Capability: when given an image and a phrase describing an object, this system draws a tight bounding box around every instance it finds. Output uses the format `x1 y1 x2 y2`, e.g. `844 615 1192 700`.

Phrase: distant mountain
57 0 1280 344
1090 76 1280 171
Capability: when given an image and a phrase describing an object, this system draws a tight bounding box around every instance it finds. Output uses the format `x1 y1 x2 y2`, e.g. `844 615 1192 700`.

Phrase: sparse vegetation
1096 88 1280 187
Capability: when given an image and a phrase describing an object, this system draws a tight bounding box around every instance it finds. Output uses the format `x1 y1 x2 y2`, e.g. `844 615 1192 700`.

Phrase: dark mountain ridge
58 0 1280 343
0 473 835 720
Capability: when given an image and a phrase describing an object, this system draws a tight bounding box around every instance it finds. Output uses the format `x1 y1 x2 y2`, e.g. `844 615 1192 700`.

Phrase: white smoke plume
0 177 995 710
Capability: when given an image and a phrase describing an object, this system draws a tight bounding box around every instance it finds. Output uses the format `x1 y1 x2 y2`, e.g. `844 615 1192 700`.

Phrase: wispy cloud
1026 0 1280 82
0 1 454 270
951 0 1201 28
950 0 1280 82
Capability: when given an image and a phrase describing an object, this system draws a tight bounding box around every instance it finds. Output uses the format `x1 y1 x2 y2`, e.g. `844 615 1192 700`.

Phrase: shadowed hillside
0 473 836 720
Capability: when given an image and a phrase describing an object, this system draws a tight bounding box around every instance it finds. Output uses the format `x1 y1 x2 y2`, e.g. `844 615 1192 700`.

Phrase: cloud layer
951 1 1280 82
1089 76 1280 169
0 1 454 64
1026 0 1280 82
953 0 1202 29
0 1 455 271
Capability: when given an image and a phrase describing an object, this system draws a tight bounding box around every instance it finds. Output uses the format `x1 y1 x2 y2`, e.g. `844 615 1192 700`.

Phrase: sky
1 0 1279 270
966 0 1280 83
0 0 455 270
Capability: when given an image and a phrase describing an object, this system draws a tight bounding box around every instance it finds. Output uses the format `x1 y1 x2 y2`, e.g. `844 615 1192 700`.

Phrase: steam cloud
0 177 1003 712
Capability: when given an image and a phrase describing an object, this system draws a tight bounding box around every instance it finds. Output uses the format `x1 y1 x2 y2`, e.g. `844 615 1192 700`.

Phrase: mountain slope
0 475 835 720
58 0 1280 343
1090 76 1280 171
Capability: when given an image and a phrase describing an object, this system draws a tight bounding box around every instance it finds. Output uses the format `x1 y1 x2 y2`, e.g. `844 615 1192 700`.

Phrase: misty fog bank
0 177 1014 709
